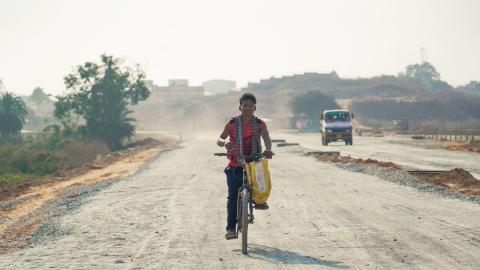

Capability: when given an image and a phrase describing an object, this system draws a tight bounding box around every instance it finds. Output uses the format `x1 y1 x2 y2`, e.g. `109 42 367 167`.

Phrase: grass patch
0 173 35 185
0 134 110 187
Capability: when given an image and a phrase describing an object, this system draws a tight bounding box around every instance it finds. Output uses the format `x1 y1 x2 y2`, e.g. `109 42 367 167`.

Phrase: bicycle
214 152 266 254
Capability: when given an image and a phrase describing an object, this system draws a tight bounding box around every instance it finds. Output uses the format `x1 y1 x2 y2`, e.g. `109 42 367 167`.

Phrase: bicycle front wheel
241 190 249 254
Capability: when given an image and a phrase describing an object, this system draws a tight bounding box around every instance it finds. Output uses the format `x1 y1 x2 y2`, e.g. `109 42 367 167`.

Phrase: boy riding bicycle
216 93 273 239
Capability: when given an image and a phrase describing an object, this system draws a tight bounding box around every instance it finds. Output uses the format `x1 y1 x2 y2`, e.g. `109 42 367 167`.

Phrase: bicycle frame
236 166 254 235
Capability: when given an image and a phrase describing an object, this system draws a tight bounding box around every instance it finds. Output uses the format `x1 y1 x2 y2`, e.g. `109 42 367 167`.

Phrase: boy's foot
225 229 238 240
254 202 269 210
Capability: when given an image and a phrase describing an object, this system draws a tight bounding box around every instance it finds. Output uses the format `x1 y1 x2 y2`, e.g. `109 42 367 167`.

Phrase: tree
405 61 440 82
402 61 452 92
0 91 28 138
456 81 480 95
291 91 339 125
54 54 150 149
29 87 50 104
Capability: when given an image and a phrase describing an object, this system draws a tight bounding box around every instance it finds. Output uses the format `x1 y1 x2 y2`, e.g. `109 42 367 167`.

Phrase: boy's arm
217 123 229 147
260 123 273 158
217 123 235 153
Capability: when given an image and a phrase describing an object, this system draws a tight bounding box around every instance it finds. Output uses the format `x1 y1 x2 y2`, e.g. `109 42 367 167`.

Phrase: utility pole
420 47 427 63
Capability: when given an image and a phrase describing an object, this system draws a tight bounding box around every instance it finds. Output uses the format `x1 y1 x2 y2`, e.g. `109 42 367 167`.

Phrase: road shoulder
0 139 178 254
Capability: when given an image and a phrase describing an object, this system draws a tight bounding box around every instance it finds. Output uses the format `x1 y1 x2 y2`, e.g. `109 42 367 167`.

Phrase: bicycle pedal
226 235 238 240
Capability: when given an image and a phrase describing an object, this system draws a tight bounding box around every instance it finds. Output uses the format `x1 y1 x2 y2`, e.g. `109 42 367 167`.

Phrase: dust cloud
132 91 293 140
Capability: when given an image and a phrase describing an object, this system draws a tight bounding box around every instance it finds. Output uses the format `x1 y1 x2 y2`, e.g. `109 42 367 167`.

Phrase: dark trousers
225 166 244 230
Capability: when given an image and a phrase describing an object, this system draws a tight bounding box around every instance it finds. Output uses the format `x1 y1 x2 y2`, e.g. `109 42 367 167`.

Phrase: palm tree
0 91 28 138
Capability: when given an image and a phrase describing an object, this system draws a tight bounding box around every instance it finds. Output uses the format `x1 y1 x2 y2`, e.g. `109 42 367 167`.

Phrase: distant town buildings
202 80 236 95
144 79 204 103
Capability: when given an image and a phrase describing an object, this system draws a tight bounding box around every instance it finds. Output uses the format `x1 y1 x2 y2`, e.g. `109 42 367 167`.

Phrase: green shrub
0 131 111 186
12 158 30 173
0 173 34 185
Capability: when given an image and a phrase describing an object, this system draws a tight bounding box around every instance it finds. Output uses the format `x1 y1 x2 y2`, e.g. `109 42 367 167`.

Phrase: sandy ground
1 132 480 269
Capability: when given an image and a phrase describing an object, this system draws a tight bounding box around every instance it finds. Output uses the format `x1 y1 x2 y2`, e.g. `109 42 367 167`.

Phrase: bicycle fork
236 186 254 233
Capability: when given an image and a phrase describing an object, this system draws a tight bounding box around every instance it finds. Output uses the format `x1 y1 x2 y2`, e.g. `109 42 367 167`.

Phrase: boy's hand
263 150 273 159
225 142 234 151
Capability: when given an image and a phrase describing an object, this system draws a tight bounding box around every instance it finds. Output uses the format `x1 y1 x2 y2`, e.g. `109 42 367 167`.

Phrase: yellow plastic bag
245 159 272 204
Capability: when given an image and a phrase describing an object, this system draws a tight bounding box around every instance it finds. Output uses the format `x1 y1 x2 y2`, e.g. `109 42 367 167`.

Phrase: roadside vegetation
290 91 339 131
0 54 150 187
0 128 111 186
55 55 149 150
0 92 28 139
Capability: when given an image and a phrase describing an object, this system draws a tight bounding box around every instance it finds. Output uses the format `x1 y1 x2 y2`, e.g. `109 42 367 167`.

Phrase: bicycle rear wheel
241 190 249 254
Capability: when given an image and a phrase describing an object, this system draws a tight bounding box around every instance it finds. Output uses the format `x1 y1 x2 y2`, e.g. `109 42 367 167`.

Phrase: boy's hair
239 92 257 105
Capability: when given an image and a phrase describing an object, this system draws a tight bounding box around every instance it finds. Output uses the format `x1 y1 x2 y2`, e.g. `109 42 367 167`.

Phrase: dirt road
1 132 480 269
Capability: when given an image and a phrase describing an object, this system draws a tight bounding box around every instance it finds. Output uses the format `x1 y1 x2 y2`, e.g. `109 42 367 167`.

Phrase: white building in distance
202 80 236 96
144 79 204 103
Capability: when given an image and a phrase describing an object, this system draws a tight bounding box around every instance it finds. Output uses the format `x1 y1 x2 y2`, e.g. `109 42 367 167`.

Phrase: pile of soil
312 153 479 196
442 140 480 153
313 154 355 163
417 168 480 195
313 154 402 170
360 159 403 170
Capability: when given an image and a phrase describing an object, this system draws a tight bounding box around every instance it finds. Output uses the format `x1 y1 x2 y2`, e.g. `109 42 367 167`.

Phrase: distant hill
350 93 480 121
243 72 480 130
244 72 429 99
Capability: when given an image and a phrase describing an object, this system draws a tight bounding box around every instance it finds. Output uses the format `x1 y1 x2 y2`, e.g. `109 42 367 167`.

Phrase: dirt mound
0 183 33 202
313 154 354 163
312 153 479 196
313 155 402 170
419 168 480 195
442 140 480 153
363 159 402 170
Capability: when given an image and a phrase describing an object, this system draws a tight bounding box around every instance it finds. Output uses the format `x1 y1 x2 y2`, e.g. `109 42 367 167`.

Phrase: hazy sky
1 0 479 95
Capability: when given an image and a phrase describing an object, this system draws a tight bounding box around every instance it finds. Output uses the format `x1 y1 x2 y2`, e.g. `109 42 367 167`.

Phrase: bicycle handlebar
214 153 233 156
213 152 274 162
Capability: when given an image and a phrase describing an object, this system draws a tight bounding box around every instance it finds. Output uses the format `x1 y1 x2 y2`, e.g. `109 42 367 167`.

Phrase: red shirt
227 118 265 167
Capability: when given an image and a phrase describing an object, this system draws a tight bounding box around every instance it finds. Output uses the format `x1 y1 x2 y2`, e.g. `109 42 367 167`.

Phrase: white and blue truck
320 110 354 146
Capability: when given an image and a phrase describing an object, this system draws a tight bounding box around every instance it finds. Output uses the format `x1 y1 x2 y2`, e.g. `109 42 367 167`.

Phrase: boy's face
239 99 256 117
